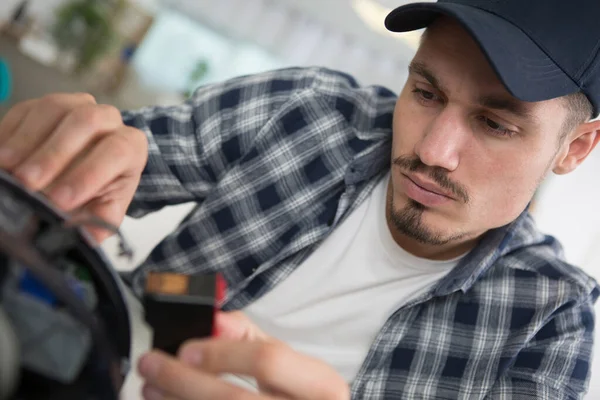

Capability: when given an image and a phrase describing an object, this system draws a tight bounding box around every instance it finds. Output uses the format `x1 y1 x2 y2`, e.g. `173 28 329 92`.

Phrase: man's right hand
0 93 148 242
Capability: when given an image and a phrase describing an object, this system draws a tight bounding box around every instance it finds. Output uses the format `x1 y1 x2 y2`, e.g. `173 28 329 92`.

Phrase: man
1 0 600 398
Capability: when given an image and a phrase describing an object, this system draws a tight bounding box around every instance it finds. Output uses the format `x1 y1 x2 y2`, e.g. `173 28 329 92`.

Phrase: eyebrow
408 61 535 121
408 61 447 94
477 94 534 120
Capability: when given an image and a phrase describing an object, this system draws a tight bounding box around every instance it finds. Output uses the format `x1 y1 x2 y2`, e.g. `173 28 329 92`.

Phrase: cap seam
463 5 583 90
577 38 600 84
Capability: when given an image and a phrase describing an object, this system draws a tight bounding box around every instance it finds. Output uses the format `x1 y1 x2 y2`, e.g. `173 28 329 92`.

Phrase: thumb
214 311 270 342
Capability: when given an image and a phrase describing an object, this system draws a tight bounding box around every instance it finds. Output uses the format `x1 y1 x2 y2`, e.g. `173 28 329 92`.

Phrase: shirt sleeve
486 290 598 400
119 67 322 218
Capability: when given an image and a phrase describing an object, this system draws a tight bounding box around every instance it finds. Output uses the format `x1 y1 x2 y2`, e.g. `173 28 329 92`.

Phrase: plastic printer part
143 271 226 355
0 169 132 400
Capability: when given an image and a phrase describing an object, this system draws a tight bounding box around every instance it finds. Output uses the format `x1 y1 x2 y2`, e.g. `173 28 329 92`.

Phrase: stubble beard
387 193 468 246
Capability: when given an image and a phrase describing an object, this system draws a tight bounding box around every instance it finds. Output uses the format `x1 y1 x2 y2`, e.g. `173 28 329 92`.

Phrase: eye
412 88 442 105
476 116 517 138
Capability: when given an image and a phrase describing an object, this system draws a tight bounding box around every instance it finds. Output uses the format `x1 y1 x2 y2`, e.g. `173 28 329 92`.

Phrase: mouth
399 172 456 208
404 173 455 199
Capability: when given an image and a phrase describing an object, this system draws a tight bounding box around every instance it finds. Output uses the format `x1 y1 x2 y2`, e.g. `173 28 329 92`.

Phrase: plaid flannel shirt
121 67 599 399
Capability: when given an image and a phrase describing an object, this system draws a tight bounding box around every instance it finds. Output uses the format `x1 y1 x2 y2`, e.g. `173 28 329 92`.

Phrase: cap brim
385 2 580 104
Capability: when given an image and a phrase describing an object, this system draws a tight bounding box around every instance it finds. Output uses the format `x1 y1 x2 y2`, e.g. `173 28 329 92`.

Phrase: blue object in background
18 269 87 306
0 58 13 103
19 269 57 306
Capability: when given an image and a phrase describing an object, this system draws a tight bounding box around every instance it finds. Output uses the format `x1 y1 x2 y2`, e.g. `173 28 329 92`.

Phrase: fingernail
180 348 202 366
142 385 164 400
138 353 161 379
51 185 73 206
0 148 15 164
17 164 41 183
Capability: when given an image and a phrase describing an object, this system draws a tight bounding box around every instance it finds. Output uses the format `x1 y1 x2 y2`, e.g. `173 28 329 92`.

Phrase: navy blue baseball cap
385 0 600 118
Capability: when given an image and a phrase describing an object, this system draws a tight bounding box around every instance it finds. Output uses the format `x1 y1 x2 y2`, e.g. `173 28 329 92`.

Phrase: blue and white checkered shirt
122 67 599 399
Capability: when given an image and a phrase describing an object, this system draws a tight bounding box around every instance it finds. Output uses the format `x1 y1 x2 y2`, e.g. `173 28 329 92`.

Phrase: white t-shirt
243 173 463 382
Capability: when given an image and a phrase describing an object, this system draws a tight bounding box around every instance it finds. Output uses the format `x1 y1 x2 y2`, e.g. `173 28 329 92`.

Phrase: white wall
533 151 600 273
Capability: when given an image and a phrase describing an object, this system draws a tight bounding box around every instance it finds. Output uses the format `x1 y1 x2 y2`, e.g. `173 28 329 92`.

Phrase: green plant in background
184 59 210 98
51 0 125 73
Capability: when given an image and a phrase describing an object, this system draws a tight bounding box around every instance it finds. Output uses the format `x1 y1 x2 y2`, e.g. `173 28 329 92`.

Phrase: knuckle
68 104 122 133
105 133 133 160
75 92 96 104
70 105 103 127
106 130 148 170
98 103 120 119
124 125 148 145
41 93 70 108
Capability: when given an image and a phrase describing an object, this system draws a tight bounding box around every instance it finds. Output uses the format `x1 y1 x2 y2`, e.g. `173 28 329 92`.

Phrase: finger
138 351 281 400
13 103 123 190
177 339 350 400
215 311 270 341
0 93 96 171
0 99 34 140
41 127 143 210
0 100 34 161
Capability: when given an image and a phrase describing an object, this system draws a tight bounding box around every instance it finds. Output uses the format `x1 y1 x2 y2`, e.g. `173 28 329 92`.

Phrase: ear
553 119 600 175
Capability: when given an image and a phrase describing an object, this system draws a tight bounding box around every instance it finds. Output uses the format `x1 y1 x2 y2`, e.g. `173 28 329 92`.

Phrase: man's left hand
137 312 350 400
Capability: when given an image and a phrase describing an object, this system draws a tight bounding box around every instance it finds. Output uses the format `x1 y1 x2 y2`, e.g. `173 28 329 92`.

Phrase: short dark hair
561 92 594 140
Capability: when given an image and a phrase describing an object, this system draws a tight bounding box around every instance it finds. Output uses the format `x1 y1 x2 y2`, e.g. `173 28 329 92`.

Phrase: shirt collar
433 209 550 296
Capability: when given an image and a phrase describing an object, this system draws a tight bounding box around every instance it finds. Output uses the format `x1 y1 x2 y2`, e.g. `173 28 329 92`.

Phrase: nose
414 107 466 171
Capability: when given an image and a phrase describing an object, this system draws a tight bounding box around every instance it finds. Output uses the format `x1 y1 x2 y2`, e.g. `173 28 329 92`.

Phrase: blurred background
0 0 422 110
0 0 599 399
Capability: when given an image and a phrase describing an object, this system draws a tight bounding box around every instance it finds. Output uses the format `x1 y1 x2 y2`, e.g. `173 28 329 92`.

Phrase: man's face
389 18 570 257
